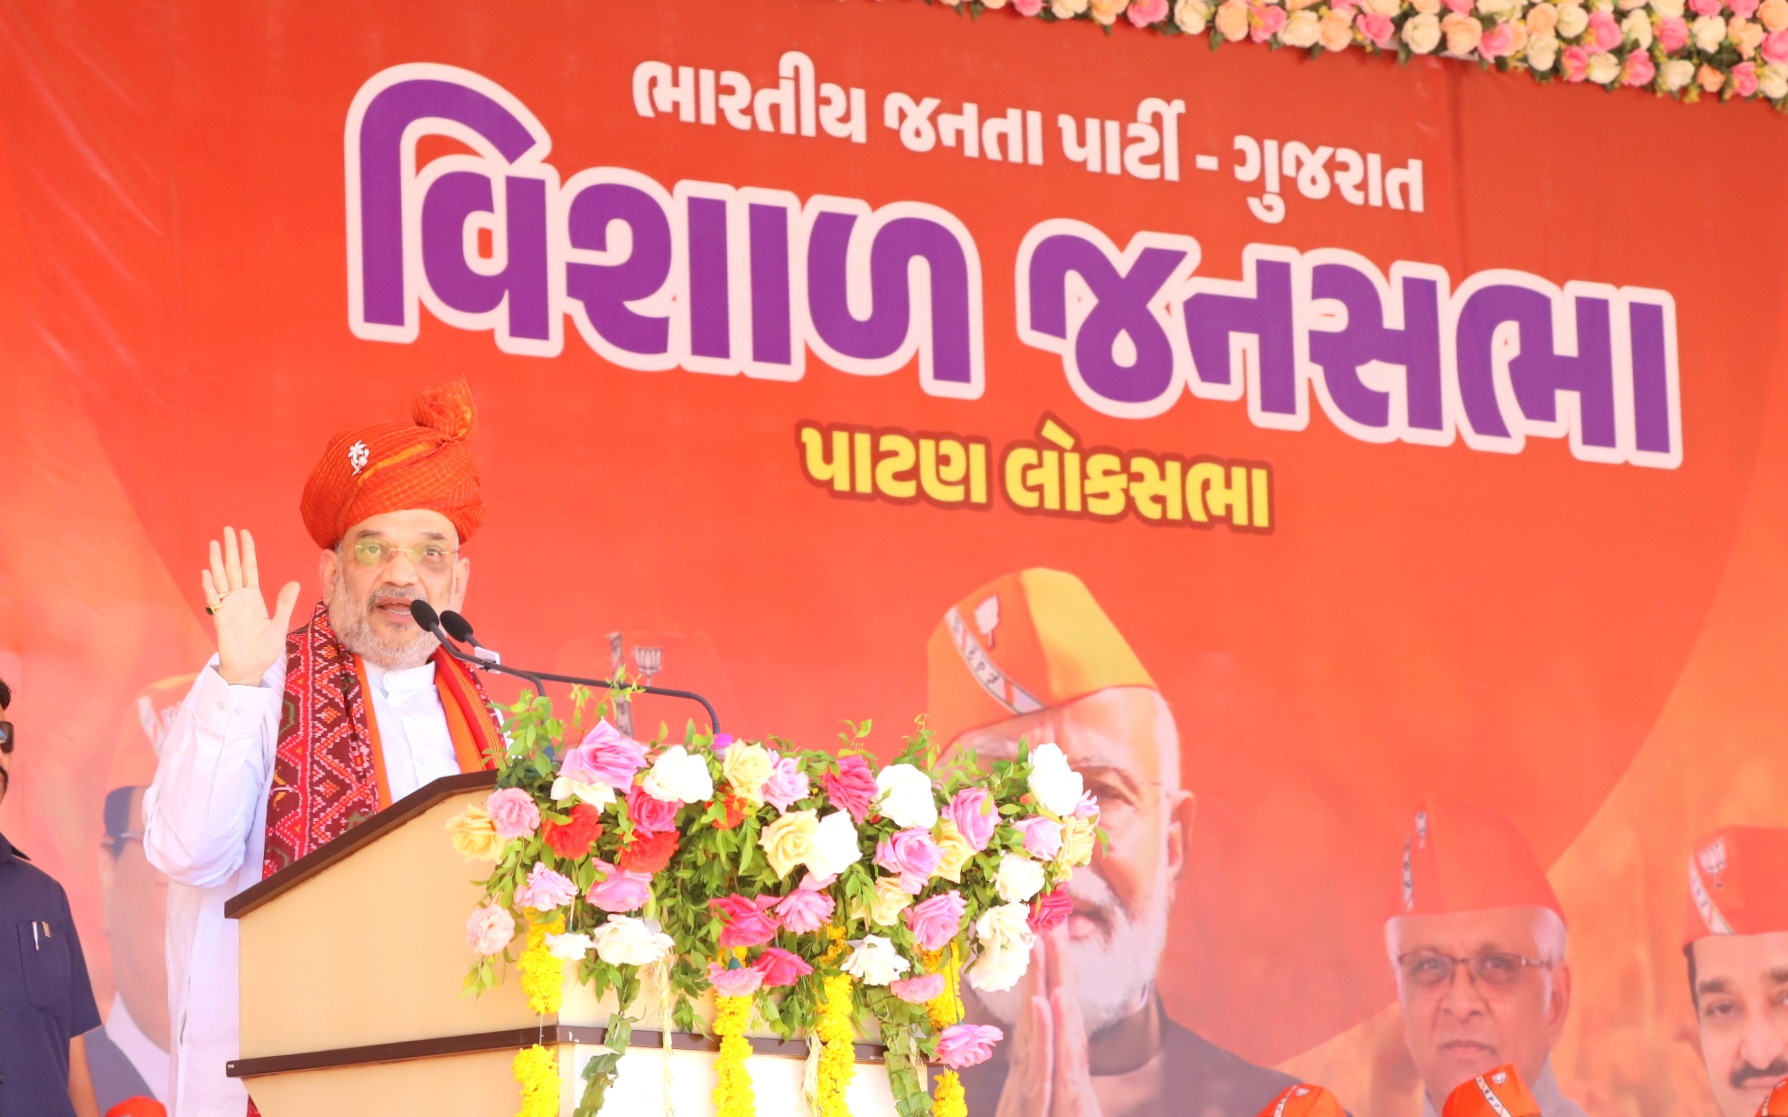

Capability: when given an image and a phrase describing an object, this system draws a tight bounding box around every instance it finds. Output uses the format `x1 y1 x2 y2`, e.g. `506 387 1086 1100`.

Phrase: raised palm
201 527 302 685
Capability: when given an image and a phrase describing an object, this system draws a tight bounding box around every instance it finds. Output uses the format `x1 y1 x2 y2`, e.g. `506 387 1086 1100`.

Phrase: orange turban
1755 1076 1788 1117
1256 1085 1346 1117
926 568 1154 748
1684 825 1788 945
299 380 484 548
1442 1065 1541 1117
1397 799 1562 921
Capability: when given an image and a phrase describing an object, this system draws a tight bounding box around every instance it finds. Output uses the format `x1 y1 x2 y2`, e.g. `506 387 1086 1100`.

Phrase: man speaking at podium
144 382 504 1117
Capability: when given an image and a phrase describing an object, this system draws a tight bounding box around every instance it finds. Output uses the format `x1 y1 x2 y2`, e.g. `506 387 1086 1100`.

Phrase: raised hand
1043 929 1103 1117
201 527 301 685
995 940 1055 1117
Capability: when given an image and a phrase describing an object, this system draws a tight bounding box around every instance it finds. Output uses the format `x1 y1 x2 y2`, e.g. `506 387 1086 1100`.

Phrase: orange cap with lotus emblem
1684 826 1788 946
1397 799 1562 921
1255 1085 1346 1117
1442 1065 1541 1117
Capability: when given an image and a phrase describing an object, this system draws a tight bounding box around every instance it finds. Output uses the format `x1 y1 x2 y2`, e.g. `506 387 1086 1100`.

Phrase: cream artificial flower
546 932 594 961
1621 9 1653 44
1586 50 1621 83
1651 0 1685 18
1281 10 1323 46
995 853 1046 903
1026 744 1084 818
809 810 865 876
1761 62 1788 99
1692 13 1726 51
641 745 714 804
967 942 1032 992
592 916 675 966
1056 818 1098 869
1660 57 1695 89
858 876 914 927
721 741 774 805
874 763 939 829
1403 12 1444 51
1556 3 1590 35
760 810 820 878
975 902 1037 952
1174 0 1212 31
842 935 912 986
550 777 618 810
935 819 974 883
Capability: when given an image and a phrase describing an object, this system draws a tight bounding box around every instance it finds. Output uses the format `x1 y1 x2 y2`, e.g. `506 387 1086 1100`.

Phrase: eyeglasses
0 721 11 754
1398 950 1550 990
349 540 458 572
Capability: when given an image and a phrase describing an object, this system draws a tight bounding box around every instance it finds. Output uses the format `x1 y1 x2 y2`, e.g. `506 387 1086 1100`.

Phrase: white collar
363 659 438 696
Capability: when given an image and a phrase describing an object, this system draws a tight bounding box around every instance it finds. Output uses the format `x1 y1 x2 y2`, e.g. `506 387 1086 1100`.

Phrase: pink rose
1621 48 1657 83
561 721 649 790
708 960 766 998
586 859 654 913
466 904 516 956
1017 817 1064 861
1764 27 1788 59
1733 59 1760 93
1477 19 1517 55
1585 9 1623 48
774 873 837 933
514 862 579 911
1250 0 1289 40
1734 0 1762 16
904 890 967 952
1443 0 1475 15
824 756 879 822
1562 43 1591 78
761 756 811 812
934 1024 1004 1069
1128 0 1170 22
947 789 997 853
1358 11 1397 44
875 829 944 893
1659 16 1691 50
1689 0 1721 15
486 788 541 841
626 783 680 835
1030 889 1074 933
891 973 948 1004
1013 0 1044 11
711 893 781 948
752 947 814 987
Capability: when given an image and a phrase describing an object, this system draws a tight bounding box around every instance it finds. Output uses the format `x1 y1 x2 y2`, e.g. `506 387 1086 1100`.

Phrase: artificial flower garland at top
447 691 1101 1117
914 0 1788 109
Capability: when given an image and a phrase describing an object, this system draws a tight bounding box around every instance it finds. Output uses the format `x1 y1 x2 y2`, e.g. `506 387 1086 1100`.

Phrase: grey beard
327 580 438 671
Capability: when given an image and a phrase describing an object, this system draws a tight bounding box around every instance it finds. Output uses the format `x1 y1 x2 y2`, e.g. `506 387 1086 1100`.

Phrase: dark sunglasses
0 721 12 754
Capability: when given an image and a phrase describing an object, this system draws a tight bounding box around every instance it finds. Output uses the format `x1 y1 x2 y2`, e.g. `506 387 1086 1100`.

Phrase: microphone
440 610 499 664
410 600 547 697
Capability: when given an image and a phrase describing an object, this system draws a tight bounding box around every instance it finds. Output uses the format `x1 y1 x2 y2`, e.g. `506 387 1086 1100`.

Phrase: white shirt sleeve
143 656 285 891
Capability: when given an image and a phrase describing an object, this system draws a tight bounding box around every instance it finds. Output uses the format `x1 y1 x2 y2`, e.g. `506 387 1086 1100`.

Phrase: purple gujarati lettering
1456 285 1616 448
687 196 730 361
749 203 793 367
565 182 673 356
1026 234 1186 406
806 212 974 386
1184 260 1296 417
420 171 550 340
1308 263 1443 432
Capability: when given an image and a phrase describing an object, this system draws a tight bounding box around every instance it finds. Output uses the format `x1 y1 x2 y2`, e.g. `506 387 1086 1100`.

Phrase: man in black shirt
0 676 103 1117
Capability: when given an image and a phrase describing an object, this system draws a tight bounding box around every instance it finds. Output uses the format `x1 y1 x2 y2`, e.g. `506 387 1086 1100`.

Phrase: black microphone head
409 599 442 631
439 610 475 643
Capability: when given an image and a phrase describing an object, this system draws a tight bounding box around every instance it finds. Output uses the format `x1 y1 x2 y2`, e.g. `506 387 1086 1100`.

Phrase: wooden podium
225 772 900 1117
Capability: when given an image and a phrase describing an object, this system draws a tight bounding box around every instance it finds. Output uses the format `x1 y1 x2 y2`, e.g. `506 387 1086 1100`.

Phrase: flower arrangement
448 690 1101 1117
925 0 1788 108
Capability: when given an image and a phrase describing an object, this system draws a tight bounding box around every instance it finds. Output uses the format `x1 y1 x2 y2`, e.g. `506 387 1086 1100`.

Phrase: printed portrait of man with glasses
1385 800 1585 1117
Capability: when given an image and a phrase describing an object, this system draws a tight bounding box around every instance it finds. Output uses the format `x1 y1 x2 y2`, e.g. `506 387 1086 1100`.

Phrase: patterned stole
261 600 503 879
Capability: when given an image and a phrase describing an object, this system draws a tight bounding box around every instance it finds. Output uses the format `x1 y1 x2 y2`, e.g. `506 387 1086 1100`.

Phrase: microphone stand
410 602 552 700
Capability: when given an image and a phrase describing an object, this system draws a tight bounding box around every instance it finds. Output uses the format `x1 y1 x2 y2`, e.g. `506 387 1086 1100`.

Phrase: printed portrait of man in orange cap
1440 1065 1541 1117
1385 801 1583 1117
929 568 1294 1117
1683 825 1788 1117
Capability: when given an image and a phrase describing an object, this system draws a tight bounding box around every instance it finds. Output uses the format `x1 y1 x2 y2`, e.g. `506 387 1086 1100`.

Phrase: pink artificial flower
514 862 579 910
1764 28 1788 60
1017 817 1064 862
904 891 968 952
875 829 944 893
1689 0 1721 14
1734 59 1761 93
1442 0 1474 15
1621 49 1657 84
1734 0 1762 16
891 973 948 1004
752 947 814 987
1358 11 1397 45
1585 9 1623 49
1250 0 1289 40
711 894 781 948
761 756 812 812
824 756 879 823
774 873 838 934
561 721 650 790
486 788 541 841
627 783 680 835
708 960 766 998
585 859 654 912
1072 792 1100 820
934 1024 1004 1069
947 789 997 853
1013 0 1044 12
1030 889 1074 933
1128 0 1170 23
1562 44 1591 80
466 904 516 956
1659 16 1691 50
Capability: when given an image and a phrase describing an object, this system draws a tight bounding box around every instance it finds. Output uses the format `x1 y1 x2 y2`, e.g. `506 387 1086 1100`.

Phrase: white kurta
144 652 457 1117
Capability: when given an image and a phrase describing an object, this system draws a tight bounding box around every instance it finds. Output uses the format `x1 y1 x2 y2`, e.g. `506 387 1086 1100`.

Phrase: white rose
1175 0 1212 30
1403 12 1444 50
841 935 911 986
975 901 1038 952
1281 10 1323 45
1363 0 1402 15
1525 32 1560 67
807 810 865 876
995 853 1047 903
551 777 617 809
874 763 938 829
592 916 674 967
1586 50 1621 81
641 745 714 804
1621 7 1654 43
1660 57 1695 88
1761 62 1788 99
967 942 1032 992
1692 12 1726 50
1026 743 1084 818
1477 0 1515 14
1556 3 1589 35
1651 0 1684 18
546 932 594 961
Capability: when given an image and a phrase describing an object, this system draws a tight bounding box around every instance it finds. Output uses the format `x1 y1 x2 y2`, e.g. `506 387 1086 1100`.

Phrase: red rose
618 829 679 873
712 787 748 830
1029 889 1073 933
823 755 879 823
543 803 603 860
752 946 813 988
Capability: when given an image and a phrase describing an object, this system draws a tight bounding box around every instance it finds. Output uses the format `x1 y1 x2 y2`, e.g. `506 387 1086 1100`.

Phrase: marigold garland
713 994 758 1117
513 1043 560 1117
816 925 857 1117
518 914 566 1015
923 944 968 1117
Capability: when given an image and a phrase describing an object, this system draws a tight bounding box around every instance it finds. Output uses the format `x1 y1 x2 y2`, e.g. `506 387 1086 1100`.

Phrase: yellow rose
722 741 774 805
1215 0 1251 40
1090 0 1128 22
1319 8 1356 50
1056 819 1097 869
759 810 820 878
1761 0 1788 32
446 804 503 862
1525 2 1558 35
935 819 974 883
853 877 914 927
